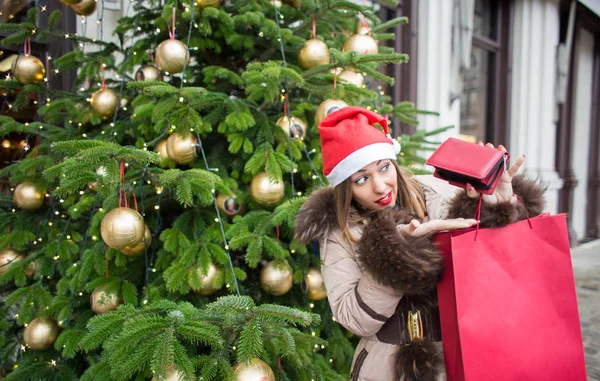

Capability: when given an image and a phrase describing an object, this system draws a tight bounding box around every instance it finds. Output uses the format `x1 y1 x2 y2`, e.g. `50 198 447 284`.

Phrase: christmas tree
0 1 445 379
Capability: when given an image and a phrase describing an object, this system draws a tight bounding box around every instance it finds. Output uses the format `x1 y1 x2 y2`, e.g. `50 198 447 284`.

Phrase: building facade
382 0 599 244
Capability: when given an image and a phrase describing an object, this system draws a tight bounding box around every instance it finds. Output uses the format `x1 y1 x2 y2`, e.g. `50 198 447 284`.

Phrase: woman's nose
372 175 386 193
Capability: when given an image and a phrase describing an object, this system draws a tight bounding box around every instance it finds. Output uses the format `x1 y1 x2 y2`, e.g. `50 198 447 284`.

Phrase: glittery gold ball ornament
100 207 145 251
315 99 348 126
234 358 275 381
155 140 169 162
23 318 59 350
276 116 307 139
305 268 327 301
90 88 119 120
120 224 152 256
250 173 284 207
196 0 221 7
0 248 24 276
188 263 224 296
343 34 378 56
166 132 197 165
338 69 364 87
216 194 246 217
13 182 44 210
70 0 97 16
11 55 45 85
260 259 293 296
155 39 190 74
151 370 186 381
298 39 330 70
90 284 123 314
135 64 162 82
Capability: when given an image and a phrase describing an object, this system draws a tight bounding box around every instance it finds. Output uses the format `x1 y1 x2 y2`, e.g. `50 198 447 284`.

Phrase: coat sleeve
446 174 545 228
321 230 403 338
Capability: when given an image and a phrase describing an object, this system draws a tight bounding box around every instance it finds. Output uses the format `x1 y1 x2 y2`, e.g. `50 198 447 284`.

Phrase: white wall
571 28 595 240
510 0 563 214
416 0 461 144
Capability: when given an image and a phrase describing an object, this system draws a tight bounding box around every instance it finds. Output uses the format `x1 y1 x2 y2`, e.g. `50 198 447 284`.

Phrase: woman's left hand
466 143 526 205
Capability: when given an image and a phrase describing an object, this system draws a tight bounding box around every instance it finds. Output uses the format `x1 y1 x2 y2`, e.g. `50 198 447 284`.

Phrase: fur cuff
393 340 442 381
294 187 337 244
356 208 444 295
447 175 545 228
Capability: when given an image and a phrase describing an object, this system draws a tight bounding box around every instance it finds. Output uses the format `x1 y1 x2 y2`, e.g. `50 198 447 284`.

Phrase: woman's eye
381 164 389 172
354 177 366 185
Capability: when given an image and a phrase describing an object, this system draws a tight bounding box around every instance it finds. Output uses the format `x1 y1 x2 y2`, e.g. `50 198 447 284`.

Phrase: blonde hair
333 161 426 243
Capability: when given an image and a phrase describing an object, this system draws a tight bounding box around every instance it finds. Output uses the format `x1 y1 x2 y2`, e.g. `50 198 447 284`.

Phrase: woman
294 107 544 381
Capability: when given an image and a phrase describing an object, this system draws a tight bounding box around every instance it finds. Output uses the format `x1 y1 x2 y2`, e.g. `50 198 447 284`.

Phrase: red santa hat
318 106 401 187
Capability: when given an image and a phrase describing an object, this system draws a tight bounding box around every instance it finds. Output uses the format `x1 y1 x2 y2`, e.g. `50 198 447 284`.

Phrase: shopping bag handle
472 194 533 241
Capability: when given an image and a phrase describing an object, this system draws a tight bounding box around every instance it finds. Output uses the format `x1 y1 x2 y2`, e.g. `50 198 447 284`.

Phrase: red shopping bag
435 214 587 381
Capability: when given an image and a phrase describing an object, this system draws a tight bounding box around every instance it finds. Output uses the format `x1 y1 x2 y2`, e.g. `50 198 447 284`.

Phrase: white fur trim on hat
326 142 397 187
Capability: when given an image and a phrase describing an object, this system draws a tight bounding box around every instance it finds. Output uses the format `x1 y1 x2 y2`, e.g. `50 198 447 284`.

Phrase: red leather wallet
425 138 509 195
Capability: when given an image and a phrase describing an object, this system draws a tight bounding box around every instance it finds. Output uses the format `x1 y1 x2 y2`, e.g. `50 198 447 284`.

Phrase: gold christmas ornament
23 318 59 350
305 268 327 301
188 263 224 296
155 140 170 161
298 39 330 70
60 0 79 5
234 358 276 381
120 224 152 256
155 39 190 74
70 0 97 16
196 0 221 7
13 182 44 211
90 88 119 120
135 64 162 82
250 173 284 207
216 194 246 217
11 55 45 85
358 26 370 35
151 369 186 381
90 284 123 314
338 69 364 87
315 99 348 126
276 116 307 139
260 259 293 296
166 132 197 165
100 207 145 251
343 34 378 56
0 248 24 276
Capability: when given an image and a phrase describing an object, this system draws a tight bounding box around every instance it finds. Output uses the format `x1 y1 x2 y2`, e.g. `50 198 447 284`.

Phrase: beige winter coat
294 175 545 381
324 176 455 381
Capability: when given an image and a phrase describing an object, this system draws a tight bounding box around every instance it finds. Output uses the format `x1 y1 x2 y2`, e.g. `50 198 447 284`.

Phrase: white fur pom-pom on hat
318 106 401 187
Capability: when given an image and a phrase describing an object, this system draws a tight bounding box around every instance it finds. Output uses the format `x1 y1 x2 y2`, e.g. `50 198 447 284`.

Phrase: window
459 0 511 146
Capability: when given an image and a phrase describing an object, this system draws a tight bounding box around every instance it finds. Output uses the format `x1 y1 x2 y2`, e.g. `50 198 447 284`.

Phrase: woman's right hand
397 218 479 238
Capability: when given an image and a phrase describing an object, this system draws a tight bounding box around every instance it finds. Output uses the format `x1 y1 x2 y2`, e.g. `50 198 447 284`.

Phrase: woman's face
349 159 398 210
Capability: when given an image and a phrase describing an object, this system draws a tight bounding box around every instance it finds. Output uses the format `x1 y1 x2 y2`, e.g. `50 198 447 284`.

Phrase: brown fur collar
294 187 338 244
447 174 545 228
356 208 444 295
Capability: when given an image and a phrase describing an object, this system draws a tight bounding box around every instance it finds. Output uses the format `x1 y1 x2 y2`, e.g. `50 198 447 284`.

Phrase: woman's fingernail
522 154 526 158
466 184 473 191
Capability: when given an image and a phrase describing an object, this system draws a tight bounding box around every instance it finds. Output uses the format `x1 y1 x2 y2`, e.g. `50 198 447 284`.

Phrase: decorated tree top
0 1 444 380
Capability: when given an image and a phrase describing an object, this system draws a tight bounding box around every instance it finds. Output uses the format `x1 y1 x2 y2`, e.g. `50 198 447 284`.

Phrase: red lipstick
376 192 393 206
